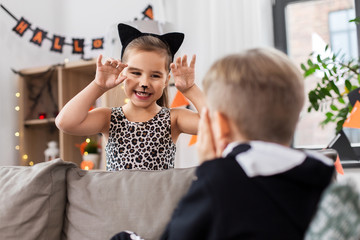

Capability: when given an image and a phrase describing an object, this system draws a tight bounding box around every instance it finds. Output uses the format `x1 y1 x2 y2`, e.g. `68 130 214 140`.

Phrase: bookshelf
17 59 126 167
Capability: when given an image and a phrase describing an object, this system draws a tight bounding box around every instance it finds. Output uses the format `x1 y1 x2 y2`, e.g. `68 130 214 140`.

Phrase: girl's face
123 50 170 108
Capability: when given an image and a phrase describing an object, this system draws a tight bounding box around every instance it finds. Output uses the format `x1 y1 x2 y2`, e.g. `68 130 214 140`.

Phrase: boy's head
203 48 304 145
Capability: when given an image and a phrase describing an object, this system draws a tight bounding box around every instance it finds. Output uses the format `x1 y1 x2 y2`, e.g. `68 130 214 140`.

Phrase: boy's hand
197 108 217 164
171 55 196 93
94 54 128 91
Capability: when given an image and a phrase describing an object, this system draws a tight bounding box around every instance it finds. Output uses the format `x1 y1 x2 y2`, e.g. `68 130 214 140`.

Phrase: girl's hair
122 35 172 108
203 48 305 145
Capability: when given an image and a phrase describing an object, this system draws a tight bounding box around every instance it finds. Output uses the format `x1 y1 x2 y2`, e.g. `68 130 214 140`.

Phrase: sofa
0 159 196 240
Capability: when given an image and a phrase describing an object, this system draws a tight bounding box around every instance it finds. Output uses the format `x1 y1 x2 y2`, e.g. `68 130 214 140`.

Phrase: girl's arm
55 55 127 137
170 55 206 139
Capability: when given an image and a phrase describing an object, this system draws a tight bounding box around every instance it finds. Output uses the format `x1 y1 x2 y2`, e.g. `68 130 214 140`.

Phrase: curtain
159 0 274 167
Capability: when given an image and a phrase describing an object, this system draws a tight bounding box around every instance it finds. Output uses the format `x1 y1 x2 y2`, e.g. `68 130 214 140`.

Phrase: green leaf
324 72 329 81
304 68 316 77
317 89 325 99
337 107 349 118
349 17 360 24
307 59 314 66
308 90 318 103
329 81 340 95
336 120 344 134
317 54 322 63
338 97 345 104
300 63 307 71
312 102 320 111
330 104 338 111
321 88 332 97
325 112 334 118
321 118 331 126
325 44 329 51
332 66 337 74
345 80 352 92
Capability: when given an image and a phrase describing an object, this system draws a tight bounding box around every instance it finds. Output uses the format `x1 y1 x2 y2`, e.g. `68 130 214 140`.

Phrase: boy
160 48 335 239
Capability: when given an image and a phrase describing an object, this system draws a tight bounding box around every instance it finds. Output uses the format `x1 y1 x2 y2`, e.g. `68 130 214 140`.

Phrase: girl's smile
134 90 152 100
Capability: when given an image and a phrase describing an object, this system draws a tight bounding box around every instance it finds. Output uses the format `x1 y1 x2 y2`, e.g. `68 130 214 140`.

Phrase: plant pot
82 153 99 170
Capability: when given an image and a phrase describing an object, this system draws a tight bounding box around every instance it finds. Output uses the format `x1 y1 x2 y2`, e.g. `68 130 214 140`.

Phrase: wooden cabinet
17 59 126 167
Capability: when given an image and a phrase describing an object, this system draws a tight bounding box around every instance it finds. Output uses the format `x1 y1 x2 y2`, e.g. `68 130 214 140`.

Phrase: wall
0 0 274 166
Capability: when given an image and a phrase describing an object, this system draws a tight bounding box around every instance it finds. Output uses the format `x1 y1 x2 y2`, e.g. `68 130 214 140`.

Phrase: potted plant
77 138 100 170
300 18 360 134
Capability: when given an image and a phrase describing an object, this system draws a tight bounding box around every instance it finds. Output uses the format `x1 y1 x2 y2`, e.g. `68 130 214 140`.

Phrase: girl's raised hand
170 54 196 93
94 54 128 91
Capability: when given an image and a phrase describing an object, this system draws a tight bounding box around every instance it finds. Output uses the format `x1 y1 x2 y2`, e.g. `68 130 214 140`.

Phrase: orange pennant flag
171 90 189 108
334 154 344 175
343 100 360 129
188 135 197 146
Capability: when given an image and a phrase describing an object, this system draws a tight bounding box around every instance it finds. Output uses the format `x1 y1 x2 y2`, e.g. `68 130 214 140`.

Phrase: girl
55 23 205 171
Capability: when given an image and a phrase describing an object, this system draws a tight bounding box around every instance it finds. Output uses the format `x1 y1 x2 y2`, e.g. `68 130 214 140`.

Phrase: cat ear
117 23 142 57
118 23 185 60
160 32 185 59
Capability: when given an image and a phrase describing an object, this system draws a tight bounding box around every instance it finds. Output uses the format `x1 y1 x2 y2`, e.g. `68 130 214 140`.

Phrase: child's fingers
104 58 116 67
197 108 216 163
116 62 128 71
190 54 196 68
110 58 118 68
116 75 127 85
97 54 103 67
104 58 112 66
181 55 188 67
170 63 177 72
176 57 182 67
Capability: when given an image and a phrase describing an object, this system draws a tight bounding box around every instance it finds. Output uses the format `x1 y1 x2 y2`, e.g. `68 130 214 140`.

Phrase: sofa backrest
0 159 76 240
63 166 196 240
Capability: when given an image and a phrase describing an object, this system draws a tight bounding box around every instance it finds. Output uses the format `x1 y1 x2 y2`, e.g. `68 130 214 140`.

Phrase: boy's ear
214 111 231 140
213 111 231 156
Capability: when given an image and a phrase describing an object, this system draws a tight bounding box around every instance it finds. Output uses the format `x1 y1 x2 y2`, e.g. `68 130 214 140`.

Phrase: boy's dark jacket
161 141 335 240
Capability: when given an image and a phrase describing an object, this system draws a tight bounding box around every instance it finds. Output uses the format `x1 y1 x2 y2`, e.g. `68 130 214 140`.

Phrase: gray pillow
0 159 76 240
63 167 196 240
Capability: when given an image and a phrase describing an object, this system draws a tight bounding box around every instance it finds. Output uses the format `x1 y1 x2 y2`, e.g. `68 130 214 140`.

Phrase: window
273 0 360 165
329 9 358 61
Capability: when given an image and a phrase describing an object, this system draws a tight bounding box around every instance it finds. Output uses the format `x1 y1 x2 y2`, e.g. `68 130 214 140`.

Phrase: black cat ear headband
117 23 185 60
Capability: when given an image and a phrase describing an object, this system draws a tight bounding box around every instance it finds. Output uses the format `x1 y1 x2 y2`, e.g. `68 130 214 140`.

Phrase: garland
0 4 153 56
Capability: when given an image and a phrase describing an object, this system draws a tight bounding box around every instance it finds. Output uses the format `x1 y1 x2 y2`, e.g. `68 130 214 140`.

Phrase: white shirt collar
223 141 333 177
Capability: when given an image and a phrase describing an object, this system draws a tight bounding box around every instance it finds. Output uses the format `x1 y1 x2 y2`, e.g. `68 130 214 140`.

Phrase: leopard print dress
105 107 176 171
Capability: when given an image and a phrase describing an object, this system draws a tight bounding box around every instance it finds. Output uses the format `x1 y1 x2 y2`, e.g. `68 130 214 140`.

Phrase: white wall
0 0 274 166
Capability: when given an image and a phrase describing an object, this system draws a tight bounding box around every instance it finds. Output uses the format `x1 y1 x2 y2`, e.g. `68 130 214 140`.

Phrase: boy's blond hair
203 48 304 145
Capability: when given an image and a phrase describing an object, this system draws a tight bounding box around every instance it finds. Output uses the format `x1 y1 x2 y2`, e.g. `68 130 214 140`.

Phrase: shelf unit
17 59 126 167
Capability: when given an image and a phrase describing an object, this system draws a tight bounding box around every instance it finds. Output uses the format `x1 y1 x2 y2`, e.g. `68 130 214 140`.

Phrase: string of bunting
0 4 154 55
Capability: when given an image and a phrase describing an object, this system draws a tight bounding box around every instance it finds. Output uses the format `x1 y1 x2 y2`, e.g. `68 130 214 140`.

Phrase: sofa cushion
63 167 196 240
0 159 76 240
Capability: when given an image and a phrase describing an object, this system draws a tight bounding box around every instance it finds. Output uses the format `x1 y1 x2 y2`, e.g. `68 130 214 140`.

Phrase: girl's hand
94 54 128 91
171 55 196 93
197 108 217 164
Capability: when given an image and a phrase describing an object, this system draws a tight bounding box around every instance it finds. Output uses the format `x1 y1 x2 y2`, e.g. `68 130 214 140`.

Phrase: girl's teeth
136 91 150 96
